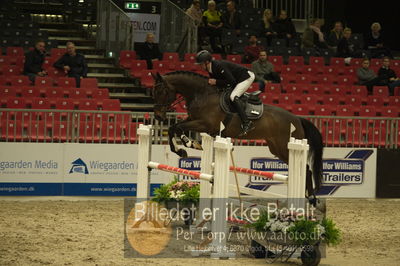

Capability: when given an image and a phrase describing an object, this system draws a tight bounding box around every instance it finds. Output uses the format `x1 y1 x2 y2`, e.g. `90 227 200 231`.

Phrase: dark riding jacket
208 60 251 88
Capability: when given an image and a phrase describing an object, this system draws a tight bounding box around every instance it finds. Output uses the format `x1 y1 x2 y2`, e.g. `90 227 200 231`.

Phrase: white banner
127 13 160 42
0 143 63 183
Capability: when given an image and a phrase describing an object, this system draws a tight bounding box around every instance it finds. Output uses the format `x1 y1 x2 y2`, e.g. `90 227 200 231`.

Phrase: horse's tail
300 117 323 193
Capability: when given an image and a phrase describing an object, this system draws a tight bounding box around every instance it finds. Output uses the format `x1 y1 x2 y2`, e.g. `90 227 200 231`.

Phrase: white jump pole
198 133 214 231
210 136 235 259
287 137 309 209
137 124 152 200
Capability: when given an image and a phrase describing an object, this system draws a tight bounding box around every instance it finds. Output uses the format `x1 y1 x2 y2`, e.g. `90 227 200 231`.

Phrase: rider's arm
213 62 236 88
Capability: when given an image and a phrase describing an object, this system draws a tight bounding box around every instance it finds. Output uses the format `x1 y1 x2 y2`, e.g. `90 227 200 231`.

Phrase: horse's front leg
168 120 211 158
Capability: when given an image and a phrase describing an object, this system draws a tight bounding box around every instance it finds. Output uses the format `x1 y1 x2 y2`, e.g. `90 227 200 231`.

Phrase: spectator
251 50 280 92
274 10 296 41
326 21 343 51
377 57 400 96
259 8 277 46
302 18 329 51
186 0 206 45
243 35 263 64
356 58 384 94
53 41 87 88
337 27 362 64
203 0 223 53
365 22 393 58
138 33 163 70
221 1 241 36
23 40 47 83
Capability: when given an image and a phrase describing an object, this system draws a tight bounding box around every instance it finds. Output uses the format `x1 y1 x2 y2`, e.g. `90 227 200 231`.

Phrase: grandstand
0 0 399 148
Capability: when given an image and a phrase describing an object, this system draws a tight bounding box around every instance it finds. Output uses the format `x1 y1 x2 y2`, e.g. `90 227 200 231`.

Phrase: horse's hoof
177 149 188 158
192 141 203 150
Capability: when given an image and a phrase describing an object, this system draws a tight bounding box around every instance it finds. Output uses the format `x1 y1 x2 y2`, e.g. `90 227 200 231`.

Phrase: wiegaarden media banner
0 143 376 197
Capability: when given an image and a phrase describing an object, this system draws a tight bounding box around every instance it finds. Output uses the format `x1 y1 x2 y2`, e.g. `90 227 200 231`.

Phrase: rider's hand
208 79 217 85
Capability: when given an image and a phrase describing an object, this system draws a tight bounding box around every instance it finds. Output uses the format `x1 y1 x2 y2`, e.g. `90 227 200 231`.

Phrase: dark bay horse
151 71 323 199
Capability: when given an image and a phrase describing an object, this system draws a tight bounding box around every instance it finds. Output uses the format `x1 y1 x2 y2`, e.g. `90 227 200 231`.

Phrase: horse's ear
151 72 163 81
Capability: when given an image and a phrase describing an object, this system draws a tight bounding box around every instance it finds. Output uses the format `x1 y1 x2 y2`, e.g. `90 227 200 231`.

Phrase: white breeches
230 71 255 101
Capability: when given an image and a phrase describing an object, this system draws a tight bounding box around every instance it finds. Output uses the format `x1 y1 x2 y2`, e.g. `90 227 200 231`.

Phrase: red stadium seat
57 77 76 88
184 53 197 63
358 106 377 117
3 65 23 76
292 104 310 115
288 56 304 65
130 60 148 77
281 65 298 75
6 47 24 57
211 54 222 60
379 106 399 117
314 105 334 116
163 52 180 62
308 84 328 95
6 97 27 108
10 75 31 86
47 67 65 78
388 96 400 106
268 56 283 66
322 95 342 105
119 50 137 68
335 105 356 117
316 74 335 84
92 89 109 99
309 56 325 67
329 57 346 67
344 95 365 106
350 85 368 96
373 86 389 96
35 77 54 87
263 83 281 94
336 75 355 86
366 96 386 106
0 87 17 98
20 86 41 98
301 94 321 105
80 78 98 88
226 54 242 63
278 93 295 105
101 99 120 111
284 84 307 94
51 48 65 57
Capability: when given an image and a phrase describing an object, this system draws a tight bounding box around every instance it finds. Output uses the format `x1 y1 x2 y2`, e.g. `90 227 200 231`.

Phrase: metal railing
159 0 198 54
96 0 134 58
251 0 326 20
1 109 399 149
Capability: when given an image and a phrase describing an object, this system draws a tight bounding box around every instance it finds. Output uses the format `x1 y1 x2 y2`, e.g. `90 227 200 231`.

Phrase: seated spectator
203 0 224 53
138 33 163 70
243 35 263 64
302 18 329 51
53 41 87 88
274 10 296 41
356 58 384 94
221 1 241 36
186 0 206 46
377 57 400 96
23 40 48 83
337 27 362 64
251 50 280 92
365 22 393 58
326 21 343 52
258 8 277 46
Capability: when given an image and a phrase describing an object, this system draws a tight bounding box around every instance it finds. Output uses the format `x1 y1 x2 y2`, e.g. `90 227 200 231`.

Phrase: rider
195 50 256 135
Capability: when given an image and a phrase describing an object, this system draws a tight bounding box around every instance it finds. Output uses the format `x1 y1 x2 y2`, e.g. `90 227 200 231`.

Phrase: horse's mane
164 70 208 80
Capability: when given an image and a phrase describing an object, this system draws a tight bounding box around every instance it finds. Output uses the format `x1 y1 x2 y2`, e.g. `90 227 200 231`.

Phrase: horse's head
151 72 176 122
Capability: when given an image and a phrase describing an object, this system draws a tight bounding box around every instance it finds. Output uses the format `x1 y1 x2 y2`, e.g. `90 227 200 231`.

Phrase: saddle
219 90 264 120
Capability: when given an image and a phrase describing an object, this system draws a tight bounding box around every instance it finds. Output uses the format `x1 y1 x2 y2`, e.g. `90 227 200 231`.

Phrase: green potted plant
152 177 200 225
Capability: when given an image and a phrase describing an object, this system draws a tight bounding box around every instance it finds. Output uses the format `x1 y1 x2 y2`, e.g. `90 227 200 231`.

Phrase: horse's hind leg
305 165 318 206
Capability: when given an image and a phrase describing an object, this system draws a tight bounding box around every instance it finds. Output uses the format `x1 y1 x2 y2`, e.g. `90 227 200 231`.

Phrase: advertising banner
127 13 160 42
0 143 377 197
0 143 64 195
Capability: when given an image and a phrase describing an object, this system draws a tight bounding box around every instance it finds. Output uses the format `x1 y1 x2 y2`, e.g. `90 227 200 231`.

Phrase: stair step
98 83 136 88
87 73 125 78
120 103 154 110
57 45 97 50
48 36 89 41
85 55 112 59
109 92 150 99
87 63 116 68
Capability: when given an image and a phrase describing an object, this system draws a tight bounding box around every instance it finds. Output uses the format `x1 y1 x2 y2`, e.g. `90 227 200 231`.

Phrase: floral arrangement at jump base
152 177 200 205
248 210 342 246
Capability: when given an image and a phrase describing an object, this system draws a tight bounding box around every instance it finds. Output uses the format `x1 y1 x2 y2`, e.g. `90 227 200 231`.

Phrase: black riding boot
233 96 253 135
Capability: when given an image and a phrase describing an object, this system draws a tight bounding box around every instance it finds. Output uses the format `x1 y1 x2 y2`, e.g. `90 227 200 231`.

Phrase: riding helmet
195 50 212 64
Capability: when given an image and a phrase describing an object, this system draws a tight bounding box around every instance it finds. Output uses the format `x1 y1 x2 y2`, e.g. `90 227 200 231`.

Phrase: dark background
324 0 399 50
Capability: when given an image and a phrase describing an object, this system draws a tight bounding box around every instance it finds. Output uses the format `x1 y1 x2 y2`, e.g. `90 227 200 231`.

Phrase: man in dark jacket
378 57 400 95
53 41 88 88
24 40 47 83
138 33 163 69
221 1 241 36
195 50 255 135
274 10 296 40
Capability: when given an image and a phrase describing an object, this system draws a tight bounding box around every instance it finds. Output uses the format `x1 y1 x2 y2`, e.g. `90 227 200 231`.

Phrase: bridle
152 81 183 111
